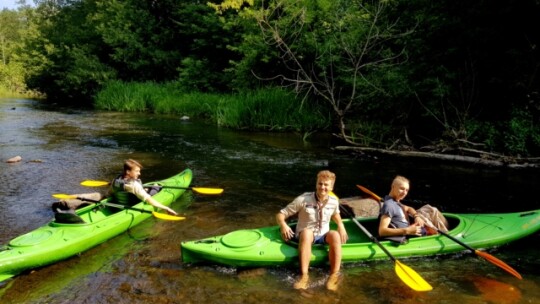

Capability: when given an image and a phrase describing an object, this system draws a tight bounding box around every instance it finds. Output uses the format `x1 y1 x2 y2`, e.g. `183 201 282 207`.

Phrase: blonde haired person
379 175 448 242
276 170 348 291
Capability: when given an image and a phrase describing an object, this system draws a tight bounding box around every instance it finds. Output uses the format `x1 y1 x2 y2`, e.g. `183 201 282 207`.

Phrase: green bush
503 109 537 156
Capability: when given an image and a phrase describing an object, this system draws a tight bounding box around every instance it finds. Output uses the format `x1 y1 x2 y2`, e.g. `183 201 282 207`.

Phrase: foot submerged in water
293 275 309 290
326 272 343 291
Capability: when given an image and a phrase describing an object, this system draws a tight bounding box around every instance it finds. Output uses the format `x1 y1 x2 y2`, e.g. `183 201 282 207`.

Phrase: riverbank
94 81 330 135
6 80 538 161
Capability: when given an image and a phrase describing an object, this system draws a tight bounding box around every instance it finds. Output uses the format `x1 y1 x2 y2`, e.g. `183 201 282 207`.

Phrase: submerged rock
6 156 22 163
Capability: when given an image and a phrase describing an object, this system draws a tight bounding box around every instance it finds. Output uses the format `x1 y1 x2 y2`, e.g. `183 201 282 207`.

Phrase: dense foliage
0 0 538 157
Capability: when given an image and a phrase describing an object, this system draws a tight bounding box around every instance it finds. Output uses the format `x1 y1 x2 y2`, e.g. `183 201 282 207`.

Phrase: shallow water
0 98 539 303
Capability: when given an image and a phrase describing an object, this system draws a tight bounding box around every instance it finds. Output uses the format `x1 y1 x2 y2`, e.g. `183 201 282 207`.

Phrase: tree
0 8 27 93
214 0 414 144
174 1 244 92
17 0 117 103
394 0 540 156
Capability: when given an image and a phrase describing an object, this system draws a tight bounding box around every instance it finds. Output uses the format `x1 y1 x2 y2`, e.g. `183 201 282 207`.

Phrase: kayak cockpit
49 200 121 226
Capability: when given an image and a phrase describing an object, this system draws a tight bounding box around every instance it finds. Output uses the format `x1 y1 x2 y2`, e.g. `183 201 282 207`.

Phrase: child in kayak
109 159 177 215
52 159 177 222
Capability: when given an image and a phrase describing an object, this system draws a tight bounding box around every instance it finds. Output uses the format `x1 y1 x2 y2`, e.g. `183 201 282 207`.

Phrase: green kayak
181 207 540 267
0 168 193 283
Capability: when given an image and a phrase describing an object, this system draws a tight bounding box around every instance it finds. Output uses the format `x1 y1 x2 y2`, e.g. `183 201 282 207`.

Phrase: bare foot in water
293 274 309 290
326 272 343 291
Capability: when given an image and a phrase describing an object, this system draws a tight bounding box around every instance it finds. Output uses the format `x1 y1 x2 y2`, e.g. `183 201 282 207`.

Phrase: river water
0 98 538 303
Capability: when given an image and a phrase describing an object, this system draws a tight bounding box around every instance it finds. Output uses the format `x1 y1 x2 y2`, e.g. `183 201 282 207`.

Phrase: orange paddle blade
356 185 382 201
475 250 522 279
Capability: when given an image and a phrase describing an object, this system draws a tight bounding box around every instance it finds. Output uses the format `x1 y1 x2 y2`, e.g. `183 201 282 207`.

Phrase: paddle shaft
339 206 396 262
146 185 195 190
82 181 204 190
436 228 474 252
52 193 184 221
147 185 223 194
73 196 158 215
146 184 223 194
80 180 223 195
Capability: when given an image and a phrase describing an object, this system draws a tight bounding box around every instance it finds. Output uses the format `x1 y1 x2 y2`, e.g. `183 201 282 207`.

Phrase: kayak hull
180 208 540 267
0 168 192 282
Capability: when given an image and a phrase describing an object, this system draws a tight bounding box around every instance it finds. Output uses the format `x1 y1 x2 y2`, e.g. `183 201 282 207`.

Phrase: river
0 98 538 303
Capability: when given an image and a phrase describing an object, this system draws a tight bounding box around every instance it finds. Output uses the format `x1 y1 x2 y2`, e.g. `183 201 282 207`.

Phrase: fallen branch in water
333 146 540 169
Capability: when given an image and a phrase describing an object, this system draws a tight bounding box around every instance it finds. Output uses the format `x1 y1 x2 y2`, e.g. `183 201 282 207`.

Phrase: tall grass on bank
95 81 330 132
0 85 42 99
0 86 16 98
215 89 330 132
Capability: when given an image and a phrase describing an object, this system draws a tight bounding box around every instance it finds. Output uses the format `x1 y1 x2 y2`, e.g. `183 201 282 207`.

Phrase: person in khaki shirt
276 170 348 291
109 159 177 215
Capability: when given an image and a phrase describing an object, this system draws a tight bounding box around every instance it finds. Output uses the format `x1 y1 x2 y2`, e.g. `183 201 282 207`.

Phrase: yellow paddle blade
151 212 186 221
52 193 78 199
192 187 224 195
81 180 110 187
395 260 433 292
475 250 522 279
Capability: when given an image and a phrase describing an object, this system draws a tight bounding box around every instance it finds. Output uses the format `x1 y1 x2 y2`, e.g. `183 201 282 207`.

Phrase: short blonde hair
317 170 336 182
391 175 410 187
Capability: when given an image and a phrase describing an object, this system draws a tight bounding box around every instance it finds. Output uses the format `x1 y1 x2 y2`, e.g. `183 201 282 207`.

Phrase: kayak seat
54 209 85 224
51 201 88 224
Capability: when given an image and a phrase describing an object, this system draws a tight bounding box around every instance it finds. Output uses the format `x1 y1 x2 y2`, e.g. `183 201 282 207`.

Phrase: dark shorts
291 232 328 245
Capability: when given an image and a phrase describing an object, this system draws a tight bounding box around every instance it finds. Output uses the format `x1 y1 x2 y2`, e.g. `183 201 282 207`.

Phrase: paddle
80 180 224 195
339 204 433 291
52 194 185 221
356 184 523 280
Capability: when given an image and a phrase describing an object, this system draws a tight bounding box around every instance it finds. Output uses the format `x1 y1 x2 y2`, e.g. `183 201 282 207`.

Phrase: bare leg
326 231 343 291
326 231 342 274
294 230 313 289
297 229 314 275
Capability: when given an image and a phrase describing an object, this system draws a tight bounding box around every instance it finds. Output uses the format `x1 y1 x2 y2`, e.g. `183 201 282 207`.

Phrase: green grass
95 81 330 132
0 85 39 99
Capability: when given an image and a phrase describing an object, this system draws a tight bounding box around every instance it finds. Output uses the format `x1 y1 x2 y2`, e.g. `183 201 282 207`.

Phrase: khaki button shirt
279 192 340 237
123 179 151 202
